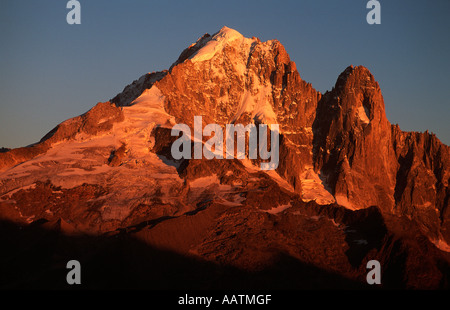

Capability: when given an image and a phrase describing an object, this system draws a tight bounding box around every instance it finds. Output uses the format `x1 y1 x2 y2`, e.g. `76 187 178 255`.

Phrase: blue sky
0 0 449 148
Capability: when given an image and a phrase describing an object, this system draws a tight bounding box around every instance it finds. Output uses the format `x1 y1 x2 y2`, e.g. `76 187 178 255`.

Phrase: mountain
0 26 449 289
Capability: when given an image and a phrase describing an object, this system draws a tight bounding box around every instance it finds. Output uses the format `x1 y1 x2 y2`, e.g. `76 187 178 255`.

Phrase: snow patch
430 238 450 253
240 159 295 193
357 105 370 125
335 194 358 210
1 183 37 198
300 167 335 205
189 175 221 188
188 174 245 207
263 203 292 215
232 81 277 125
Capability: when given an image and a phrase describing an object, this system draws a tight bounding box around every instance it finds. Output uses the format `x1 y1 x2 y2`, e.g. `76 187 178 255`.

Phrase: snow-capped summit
189 26 253 62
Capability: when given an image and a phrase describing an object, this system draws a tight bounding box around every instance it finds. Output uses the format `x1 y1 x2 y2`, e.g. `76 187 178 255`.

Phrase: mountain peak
169 26 248 69
214 26 244 40
335 65 378 91
188 26 251 63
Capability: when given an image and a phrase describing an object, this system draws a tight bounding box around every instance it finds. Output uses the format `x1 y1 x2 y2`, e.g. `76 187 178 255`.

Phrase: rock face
314 65 396 212
0 26 449 289
313 66 450 246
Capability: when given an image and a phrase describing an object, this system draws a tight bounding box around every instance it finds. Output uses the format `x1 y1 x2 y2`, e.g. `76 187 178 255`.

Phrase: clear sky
0 0 449 148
